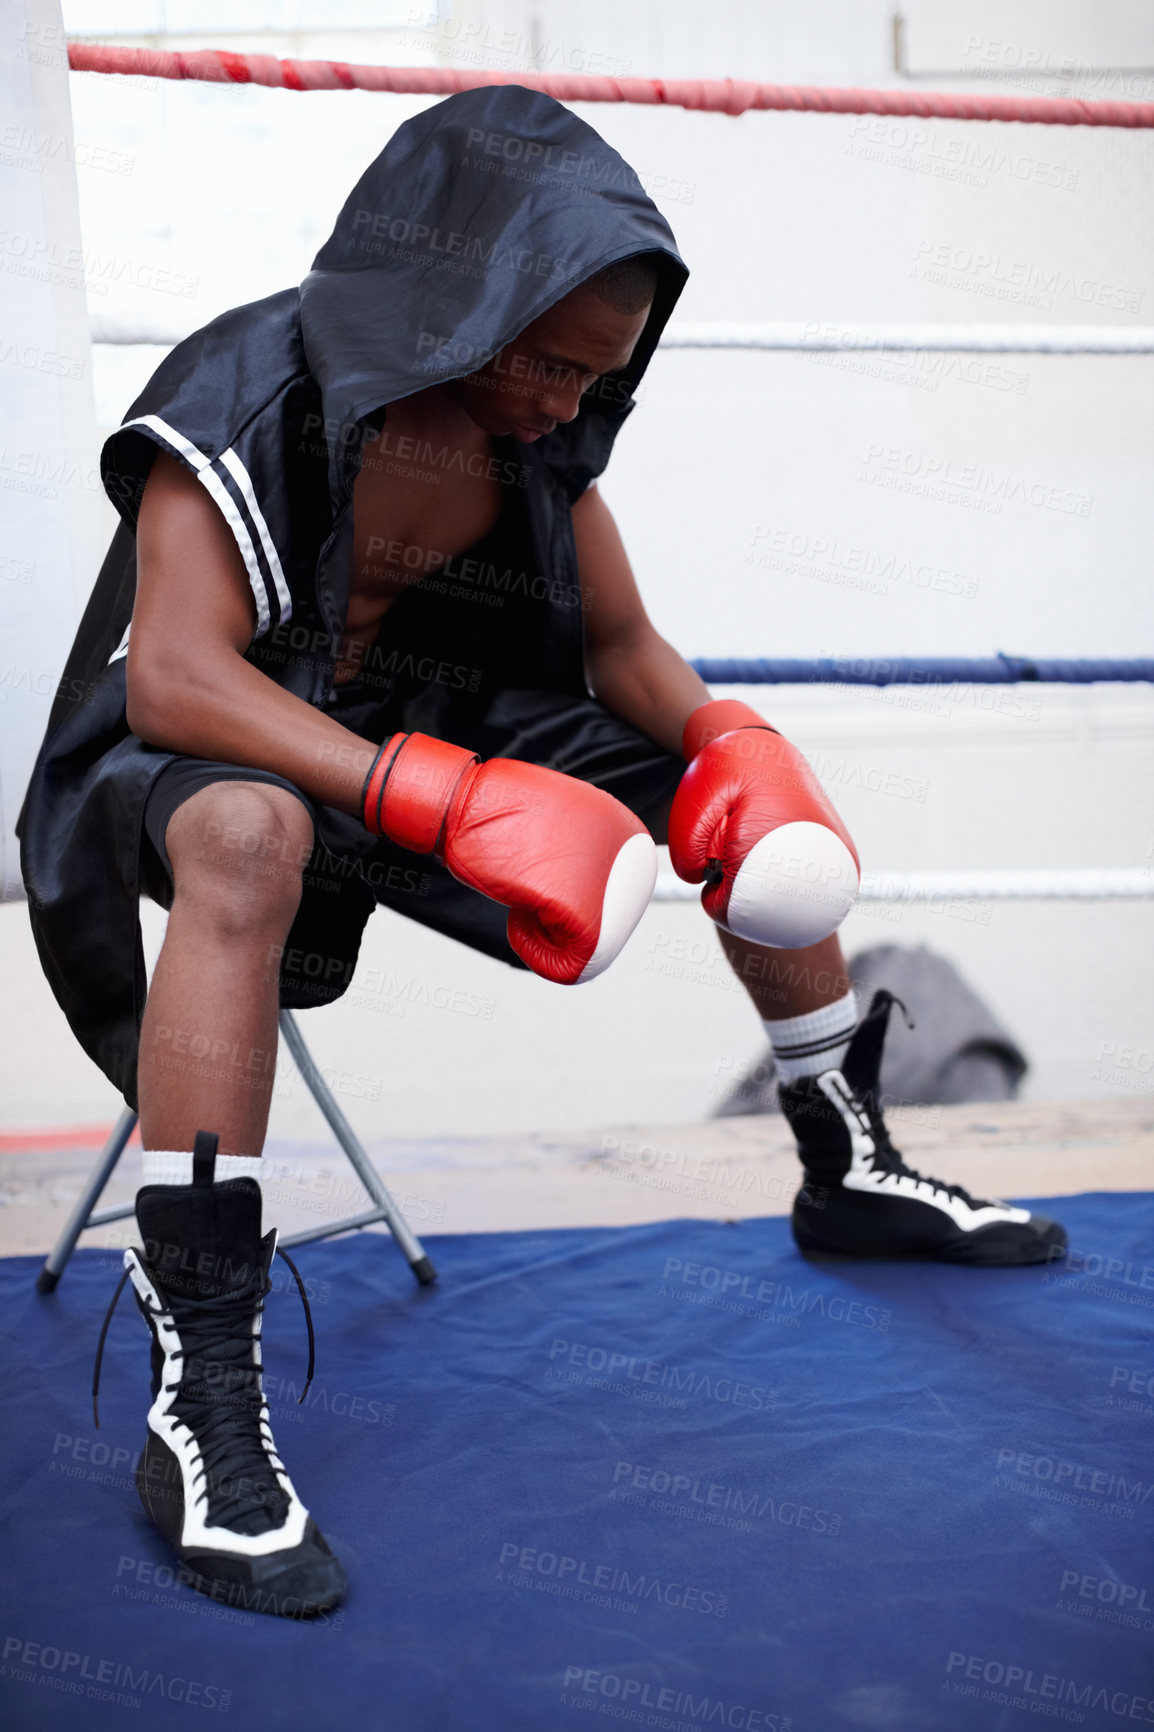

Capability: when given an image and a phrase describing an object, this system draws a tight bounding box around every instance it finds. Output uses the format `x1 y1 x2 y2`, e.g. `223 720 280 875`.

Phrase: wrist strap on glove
361 732 480 853
361 736 406 837
682 699 778 762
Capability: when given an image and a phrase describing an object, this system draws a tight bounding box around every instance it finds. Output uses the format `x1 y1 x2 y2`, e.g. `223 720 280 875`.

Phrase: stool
35 1009 437 1291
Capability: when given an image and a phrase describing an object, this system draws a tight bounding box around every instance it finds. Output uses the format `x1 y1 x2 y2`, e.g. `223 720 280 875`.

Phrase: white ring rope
653 869 1154 904
89 316 1154 353
661 323 1154 354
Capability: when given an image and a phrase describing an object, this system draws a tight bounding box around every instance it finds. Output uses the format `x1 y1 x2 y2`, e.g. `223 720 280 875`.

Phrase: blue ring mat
1 1193 1152 1730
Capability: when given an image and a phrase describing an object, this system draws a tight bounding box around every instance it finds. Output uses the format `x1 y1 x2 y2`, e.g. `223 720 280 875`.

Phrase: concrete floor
2 1096 1149 1268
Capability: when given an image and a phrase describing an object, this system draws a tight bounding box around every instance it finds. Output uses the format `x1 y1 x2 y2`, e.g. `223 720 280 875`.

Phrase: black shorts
141 687 683 1009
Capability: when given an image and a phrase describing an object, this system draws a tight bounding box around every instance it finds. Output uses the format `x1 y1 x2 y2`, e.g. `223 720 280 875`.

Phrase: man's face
452 283 652 443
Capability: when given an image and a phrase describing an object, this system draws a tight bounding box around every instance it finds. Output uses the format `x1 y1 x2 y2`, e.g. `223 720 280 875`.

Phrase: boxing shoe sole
792 1198 1068 1267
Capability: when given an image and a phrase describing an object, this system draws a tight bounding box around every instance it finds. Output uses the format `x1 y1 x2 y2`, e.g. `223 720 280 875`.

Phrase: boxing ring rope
662 324 1154 355
88 315 1154 355
652 869 1154 904
668 656 1154 902
64 44 1154 129
688 657 1154 685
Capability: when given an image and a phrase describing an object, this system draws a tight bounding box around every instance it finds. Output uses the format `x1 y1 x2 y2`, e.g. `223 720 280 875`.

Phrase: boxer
21 86 1064 1617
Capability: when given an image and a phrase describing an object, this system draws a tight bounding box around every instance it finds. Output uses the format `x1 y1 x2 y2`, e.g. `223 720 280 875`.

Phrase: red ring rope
66 44 1154 128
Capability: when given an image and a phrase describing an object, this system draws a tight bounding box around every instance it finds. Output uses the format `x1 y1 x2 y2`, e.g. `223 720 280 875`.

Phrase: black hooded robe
17 86 688 1106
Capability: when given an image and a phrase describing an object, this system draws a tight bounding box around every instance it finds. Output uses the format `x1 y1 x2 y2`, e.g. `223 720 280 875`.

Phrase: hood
299 84 687 484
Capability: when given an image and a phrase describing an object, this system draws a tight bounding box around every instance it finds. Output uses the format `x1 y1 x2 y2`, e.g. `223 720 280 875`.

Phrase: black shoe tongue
136 1179 265 1302
842 990 892 1098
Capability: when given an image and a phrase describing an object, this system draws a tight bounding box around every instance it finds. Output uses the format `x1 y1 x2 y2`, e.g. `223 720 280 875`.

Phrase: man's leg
716 930 850 1020
716 924 860 1115
138 781 313 1156
125 777 346 1615
717 927 858 1080
715 920 1065 1266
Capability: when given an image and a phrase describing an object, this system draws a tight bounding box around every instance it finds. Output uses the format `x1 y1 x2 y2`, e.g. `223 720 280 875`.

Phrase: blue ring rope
688 655 1154 686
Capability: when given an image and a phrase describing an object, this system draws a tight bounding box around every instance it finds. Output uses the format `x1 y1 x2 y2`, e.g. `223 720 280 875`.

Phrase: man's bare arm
127 452 377 813
574 484 708 758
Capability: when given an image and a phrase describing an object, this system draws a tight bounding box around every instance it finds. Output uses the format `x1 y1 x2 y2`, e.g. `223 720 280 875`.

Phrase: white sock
762 990 859 1085
141 1149 263 1186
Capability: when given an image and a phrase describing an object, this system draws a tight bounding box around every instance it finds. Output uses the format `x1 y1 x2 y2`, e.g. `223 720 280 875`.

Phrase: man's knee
166 782 314 936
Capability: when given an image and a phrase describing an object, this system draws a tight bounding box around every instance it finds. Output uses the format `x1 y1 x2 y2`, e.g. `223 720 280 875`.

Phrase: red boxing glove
669 699 860 949
362 733 657 984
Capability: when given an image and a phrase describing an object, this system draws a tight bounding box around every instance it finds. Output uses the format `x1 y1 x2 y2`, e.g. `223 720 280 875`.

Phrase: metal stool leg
34 1021 437 1291
277 1012 437 1285
36 1107 139 1293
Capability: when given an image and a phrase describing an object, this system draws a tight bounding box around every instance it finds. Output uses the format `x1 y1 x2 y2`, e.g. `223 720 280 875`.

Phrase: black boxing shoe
93 1132 347 1618
780 991 1067 1266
